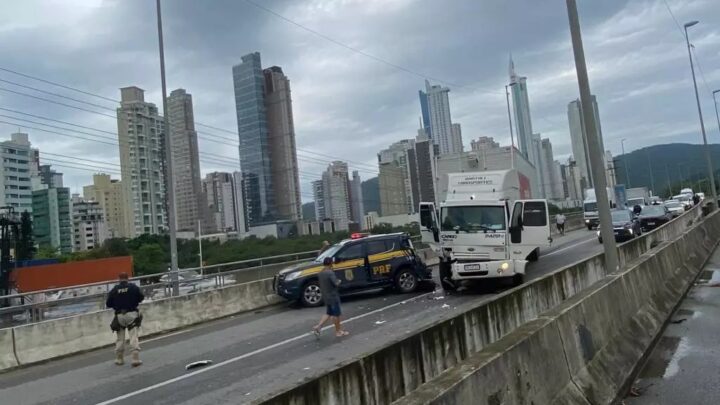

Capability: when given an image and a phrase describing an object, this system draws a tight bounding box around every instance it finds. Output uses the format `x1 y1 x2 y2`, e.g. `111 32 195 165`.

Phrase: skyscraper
233 52 302 226
117 86 166 237
312 179 326 220
424 80 461 155
568 95 605 190
378 140 415 215
509 57 544 197
418 90 431 139
470 136 500 151
71 194 108 252
320 161 352 231
539 138 563 200
263 66 302 222
451 123 464 153
233 52 275 226
350 171 364 223
203 172 240 233
32 182 72 254
167 88 206 233
414 133 438 205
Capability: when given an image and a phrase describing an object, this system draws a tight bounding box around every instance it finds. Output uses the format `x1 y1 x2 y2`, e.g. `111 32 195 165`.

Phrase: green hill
615 143 720 198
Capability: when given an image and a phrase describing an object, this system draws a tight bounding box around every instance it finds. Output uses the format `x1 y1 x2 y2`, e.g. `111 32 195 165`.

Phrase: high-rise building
553 161 565 200
414 133 438 205
233 52 275 226
0 133 38 213
39 164 63 188
83 174 125 238
509 56 534 162
418 90 431 139
350 171 364 223
451 123 464 153
71 194 108 252
378 140 415 215
605 150 617 189
232 172 249 236
167 88 206 233
117 86 166 238
539 138 564 200
509 57 545 197
264 66 302 222
312 180 326 220
32 186 72 254
203 172 237 233
424 80 462 155
319 161 352 230
568 95 605 190
562 157 584 201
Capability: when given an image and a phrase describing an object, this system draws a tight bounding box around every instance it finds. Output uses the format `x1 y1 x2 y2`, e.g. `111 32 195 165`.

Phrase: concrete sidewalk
626 245 720 405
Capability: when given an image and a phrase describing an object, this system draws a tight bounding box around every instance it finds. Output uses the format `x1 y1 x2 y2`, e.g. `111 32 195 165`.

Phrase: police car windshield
315 244 342 262
441 206 505 232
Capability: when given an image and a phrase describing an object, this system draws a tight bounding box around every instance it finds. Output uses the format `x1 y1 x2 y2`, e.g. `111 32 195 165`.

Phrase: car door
366 238 395 285
332 242 367 290
519 200 551 248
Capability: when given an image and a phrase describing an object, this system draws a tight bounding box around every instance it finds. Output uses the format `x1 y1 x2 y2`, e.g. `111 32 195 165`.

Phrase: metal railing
0 234 423 327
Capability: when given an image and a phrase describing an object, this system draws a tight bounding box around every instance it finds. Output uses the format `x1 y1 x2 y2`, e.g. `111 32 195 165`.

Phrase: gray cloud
0 0 718 200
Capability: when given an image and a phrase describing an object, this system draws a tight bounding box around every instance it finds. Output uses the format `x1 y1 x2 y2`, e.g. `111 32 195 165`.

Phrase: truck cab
419 170 550 291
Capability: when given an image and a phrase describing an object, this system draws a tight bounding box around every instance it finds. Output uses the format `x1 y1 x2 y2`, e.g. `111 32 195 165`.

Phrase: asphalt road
0 228 602 405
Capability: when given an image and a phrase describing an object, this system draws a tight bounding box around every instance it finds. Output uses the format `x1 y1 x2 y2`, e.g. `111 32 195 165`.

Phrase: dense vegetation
35 223 420 276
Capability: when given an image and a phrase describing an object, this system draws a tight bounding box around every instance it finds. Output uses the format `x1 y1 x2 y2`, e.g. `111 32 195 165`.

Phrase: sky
0 0 719 201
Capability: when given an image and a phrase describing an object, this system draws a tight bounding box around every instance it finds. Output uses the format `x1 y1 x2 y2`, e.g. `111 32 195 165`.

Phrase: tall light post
505 84 516 169
621 138 630 187
566 0 619 272
156 0 180 295
712 89 720 140
684 20 717 203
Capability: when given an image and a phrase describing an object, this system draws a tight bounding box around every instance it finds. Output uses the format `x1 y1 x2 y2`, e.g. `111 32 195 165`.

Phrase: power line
242 0 501 94
0 78 116 112
0 66 118 103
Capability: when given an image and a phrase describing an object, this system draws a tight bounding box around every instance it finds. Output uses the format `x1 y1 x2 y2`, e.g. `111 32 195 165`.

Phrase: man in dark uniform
106 272 144 367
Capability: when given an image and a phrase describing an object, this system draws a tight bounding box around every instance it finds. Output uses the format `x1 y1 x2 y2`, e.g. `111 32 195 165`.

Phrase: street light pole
621 138 630 187
198 219 203 277
566 0 619 272
505 84 516 169
156 0 180 296
712 89 720 140
684 20 717 203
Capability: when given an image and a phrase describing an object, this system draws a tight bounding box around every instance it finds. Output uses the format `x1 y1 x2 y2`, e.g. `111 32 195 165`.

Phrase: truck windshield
441 206 506 232
584 202 597 212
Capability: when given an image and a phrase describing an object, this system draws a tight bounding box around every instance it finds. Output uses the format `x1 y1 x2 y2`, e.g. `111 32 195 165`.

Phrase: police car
274 233 432 307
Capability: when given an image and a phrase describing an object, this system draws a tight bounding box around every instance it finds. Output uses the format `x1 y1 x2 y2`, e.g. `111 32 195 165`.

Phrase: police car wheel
301 281 323 307
395 268 418 293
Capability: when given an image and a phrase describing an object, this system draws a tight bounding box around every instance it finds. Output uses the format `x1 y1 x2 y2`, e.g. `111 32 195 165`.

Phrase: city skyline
0 1 719 204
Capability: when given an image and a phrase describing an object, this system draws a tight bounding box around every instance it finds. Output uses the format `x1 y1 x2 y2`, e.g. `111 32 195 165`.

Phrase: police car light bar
351 232 370 239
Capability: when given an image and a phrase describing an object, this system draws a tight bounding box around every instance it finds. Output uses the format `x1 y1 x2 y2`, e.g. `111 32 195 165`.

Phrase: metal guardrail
0 234 423 328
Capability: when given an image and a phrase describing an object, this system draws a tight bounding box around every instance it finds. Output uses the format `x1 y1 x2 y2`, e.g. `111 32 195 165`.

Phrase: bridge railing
0 234 423 328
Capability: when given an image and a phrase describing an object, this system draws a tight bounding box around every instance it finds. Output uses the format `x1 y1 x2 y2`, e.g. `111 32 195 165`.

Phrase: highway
0 228 601 405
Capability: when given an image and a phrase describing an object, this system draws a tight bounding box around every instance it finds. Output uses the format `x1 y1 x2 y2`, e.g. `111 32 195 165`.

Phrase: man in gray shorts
312 257 349 338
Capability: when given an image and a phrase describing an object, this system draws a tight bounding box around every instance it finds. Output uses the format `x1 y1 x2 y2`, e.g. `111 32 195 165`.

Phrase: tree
36 245 59 260
15 211 35 261
103 238 130 257
133 244 167 276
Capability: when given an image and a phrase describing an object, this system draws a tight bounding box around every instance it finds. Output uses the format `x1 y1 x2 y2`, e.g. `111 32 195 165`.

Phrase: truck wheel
527 249 539 262
512 273 524 286
439 262 456 292
300 280 323 307
394 268 418 293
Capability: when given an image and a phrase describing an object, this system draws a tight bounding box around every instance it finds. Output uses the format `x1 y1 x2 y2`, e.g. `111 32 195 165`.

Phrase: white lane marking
542 235 597 258
95 291 434 405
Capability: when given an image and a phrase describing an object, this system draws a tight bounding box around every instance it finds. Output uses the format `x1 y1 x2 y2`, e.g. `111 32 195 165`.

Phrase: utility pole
684 21 717 203
646 149 655 194
621 138 630 187
566 0 619 272
198 219 203 277
156 0 180 296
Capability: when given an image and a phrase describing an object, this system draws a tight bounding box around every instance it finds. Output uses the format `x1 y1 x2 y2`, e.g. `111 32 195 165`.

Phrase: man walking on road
312 257 349 338
556 213 566 235
106 272 144 367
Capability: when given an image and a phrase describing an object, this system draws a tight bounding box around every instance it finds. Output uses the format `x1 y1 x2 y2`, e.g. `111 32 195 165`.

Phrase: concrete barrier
391 209 720 405
0 328 18 370
256 208 718 405
3 277 281 371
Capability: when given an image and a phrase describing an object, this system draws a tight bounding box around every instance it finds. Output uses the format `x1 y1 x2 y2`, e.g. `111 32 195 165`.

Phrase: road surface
0 229 602 405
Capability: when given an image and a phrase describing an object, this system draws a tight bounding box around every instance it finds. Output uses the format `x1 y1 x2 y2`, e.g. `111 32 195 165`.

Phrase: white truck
626 187 651 208
419 170 551 291
583 188 616 230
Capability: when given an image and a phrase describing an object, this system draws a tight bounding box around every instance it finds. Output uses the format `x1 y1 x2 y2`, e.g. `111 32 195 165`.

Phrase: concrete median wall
256 208 719 405
392 209 720 405
0 328 18 370
2 277 281 371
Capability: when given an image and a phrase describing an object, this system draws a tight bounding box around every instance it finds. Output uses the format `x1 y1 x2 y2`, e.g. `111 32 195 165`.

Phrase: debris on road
670 318 687 324
375 320 386 325
441 304 450 309
185 360 213 370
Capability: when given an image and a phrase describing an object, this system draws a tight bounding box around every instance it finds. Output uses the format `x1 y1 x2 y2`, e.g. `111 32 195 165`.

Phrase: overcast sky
1 0 719 200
